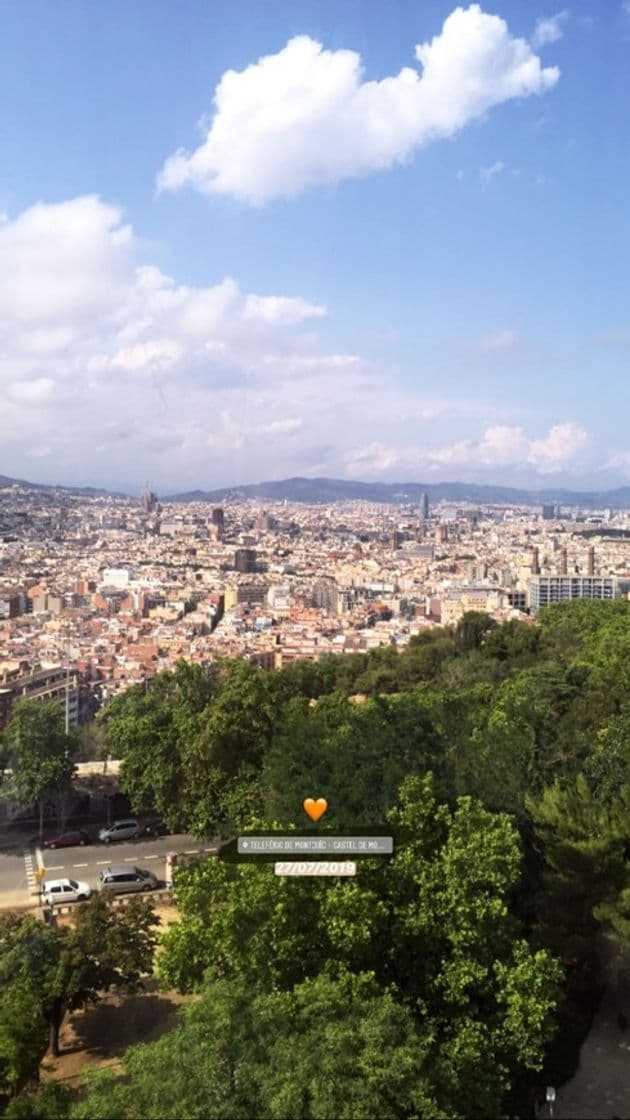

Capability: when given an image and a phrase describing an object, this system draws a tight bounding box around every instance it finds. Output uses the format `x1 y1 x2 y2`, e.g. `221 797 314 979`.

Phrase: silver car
98 818 140 844
98 865 158 895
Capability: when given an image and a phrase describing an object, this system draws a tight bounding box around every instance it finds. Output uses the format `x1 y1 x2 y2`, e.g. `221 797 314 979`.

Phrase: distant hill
2 470 630 508
167 476 630 509
0 473 127 499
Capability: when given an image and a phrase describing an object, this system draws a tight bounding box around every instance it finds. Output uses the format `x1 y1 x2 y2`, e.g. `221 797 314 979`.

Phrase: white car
42 878 92 905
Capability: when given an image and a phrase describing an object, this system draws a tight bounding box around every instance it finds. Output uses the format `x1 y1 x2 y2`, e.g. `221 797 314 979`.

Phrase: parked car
141 819 171 837
42 878 91 905
97 865 158 895
42 828 90 850
98 818 140 844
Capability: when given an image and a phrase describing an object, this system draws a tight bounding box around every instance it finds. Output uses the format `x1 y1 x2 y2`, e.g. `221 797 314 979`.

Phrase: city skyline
1 2 629 491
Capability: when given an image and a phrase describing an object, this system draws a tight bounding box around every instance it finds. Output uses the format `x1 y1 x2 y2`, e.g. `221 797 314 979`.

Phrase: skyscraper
234 548 257 573
211 507 225 538
419 493 429 521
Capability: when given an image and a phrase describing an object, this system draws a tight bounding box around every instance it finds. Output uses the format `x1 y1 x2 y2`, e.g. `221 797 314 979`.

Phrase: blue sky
0 1 628 492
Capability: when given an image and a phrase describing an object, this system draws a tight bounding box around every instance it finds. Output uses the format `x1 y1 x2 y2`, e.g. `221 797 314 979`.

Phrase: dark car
141 819 171 837
42 828 90 850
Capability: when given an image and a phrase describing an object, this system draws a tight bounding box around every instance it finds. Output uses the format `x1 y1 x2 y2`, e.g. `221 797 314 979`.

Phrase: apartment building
529 575 618 614
0 663 80 729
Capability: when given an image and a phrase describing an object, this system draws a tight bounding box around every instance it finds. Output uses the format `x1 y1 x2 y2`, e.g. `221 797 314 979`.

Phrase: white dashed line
72 863 88 868
23 850 37 892
144 855 159 860
46 865 64 871
124 856 138 862
184 849 199 855
96 860 110 865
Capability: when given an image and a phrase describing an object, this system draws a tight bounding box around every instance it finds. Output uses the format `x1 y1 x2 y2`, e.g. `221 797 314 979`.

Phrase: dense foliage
3 700 78 838
0 896 157 1109
6 600 630 1117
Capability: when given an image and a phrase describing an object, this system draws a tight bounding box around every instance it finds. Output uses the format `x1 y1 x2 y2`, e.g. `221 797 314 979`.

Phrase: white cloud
480 160 506 183
6 378 55 404
344 423 591 478
0 195 133 324
532 11 570 48
605 450 630 472
157 5 559 205
242 294 326 325
0 194 610 491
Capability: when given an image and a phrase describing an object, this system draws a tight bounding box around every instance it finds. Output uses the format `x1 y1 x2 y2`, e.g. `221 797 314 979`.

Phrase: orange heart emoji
303 797 328 822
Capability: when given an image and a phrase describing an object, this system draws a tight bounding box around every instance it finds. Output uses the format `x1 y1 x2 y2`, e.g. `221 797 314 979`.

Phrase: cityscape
1 477 629 730
2 1 630 1118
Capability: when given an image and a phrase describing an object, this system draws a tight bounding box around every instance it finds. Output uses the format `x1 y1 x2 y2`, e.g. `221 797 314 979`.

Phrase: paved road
0 833 216 909
537 974 630 1119
0 844 38 909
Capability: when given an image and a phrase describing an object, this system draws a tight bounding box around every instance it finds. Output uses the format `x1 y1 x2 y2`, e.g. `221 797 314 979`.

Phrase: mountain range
2 472 630 508
166 476 630 509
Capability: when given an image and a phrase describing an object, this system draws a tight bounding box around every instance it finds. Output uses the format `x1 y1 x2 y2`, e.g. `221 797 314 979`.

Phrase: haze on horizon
1 1 629 494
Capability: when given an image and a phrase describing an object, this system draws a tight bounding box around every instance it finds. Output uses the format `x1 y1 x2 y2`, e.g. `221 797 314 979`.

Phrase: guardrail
36 887 174 917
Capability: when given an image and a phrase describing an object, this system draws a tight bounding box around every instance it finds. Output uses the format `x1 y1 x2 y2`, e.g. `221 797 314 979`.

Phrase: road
0 832 216 909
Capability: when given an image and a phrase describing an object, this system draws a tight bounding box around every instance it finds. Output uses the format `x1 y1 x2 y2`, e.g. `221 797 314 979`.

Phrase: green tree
4 1083 70 1119
160 775 560 1116
261 691 445 830
527 775 629 993
102 659 278 836
0 895 157 1061
70 974 441 1120
5 700 77 840
455 611 497 653
100 661 219 830
0 980 47 1103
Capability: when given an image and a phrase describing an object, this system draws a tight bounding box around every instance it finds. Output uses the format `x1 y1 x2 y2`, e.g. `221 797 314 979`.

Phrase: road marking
35 847 44 872
144 855 159 860
23 849 38 893
204 847 218 853
96 860 110 865
124 856 138 862
72 863 88 868
184 849 199 855
47 865 64 871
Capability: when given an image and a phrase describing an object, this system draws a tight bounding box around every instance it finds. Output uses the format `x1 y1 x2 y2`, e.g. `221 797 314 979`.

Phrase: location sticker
303 797 328 822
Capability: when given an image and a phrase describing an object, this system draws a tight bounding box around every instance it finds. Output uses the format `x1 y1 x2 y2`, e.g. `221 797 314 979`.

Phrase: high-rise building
586 546 595 576
312 581 339 614
256 510 275 531
559 547 568 576
530 575 618 614
234 548 257 573
542 504 555 521
211 507 225 537
140 487 158 514
419 493 430 521
531 547 540 575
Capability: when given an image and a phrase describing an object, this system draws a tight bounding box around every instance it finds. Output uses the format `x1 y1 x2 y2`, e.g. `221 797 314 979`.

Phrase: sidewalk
545 982 630 1119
